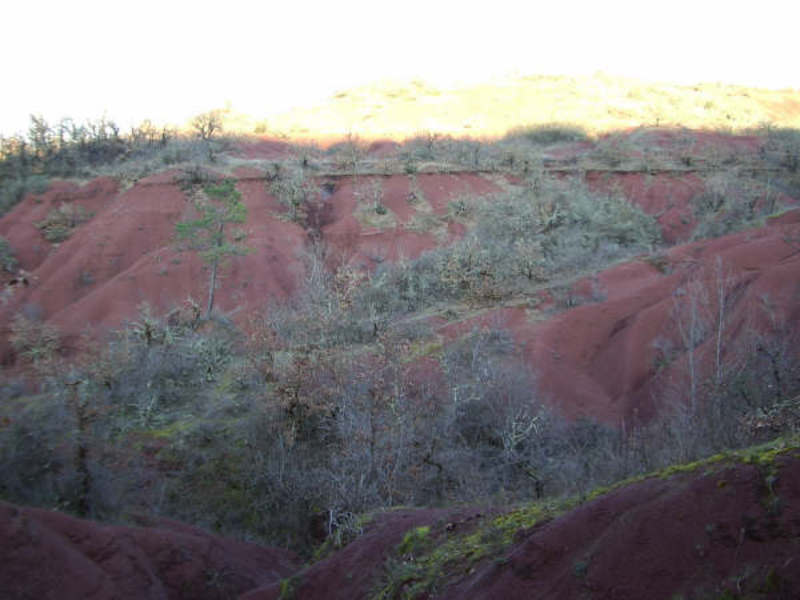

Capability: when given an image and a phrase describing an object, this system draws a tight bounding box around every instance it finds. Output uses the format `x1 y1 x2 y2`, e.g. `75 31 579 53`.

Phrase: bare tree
191 110 223 141
269 168 321 227
671 274 709 410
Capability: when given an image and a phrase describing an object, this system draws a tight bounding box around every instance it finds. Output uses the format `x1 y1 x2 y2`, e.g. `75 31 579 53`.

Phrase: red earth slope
433 208 800 424
1 132 798 425
0 170 501 359
242 450 800 600
3 449 798 599
446 453 800 599
0 501 298 600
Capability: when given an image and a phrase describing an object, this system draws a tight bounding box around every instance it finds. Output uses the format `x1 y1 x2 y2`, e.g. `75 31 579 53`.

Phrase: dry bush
351 174 659 316
191 110 223 141
0 235 18 272
269 168 321 226
327 133 366 174
35 203 93 242
1 289 797 554
692 170 782 239
503 123 589 146
9 314 61 366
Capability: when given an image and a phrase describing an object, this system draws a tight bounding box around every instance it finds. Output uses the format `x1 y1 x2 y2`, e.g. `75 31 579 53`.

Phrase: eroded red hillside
1 129 798 428
0 169 503 359
1 129 800 600
448 452 800 599
0 501 298 600
428 208 800 424
3 445 798 599
238 447 800 600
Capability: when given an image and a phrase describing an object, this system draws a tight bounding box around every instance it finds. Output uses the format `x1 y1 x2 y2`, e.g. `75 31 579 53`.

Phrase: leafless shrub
503 123 589 146
35 203 93 242
191 110 223 141
9 314 61 366
0 235 17 272
327 132 366 175
269 168 321 226
692 170 783 239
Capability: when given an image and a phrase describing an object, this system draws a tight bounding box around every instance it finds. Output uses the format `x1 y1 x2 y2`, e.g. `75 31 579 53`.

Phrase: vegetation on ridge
371 435 800 599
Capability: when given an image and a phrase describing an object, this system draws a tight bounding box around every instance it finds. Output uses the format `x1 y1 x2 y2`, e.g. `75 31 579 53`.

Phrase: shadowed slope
242 444 800 600
0 501 298 600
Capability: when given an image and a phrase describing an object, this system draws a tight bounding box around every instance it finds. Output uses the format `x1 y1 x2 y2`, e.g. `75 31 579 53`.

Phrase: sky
3 0 798 137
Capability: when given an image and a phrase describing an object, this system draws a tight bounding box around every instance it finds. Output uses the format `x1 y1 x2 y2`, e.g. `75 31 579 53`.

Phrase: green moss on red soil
370 435 800 600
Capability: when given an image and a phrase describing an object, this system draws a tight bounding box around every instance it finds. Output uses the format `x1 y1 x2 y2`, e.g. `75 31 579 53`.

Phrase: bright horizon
4 0 798 137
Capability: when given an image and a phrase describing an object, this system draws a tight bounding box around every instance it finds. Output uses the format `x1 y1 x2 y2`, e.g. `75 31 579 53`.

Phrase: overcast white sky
3 0 798 136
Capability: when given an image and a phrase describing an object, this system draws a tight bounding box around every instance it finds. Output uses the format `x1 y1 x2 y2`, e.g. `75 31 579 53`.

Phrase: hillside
1 77 800 599
1 126 798 424
3 438 799 599
0 500 299 599
246 438 800 600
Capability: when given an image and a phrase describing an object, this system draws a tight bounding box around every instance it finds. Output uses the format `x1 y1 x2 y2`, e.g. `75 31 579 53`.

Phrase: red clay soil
0 501 298 600
323 172 500 268
0 177 120 276
231 138 294 160
237 453 800 599
240 507 490 600
0 174 308 357
624 128 765 155
538 213 800 424
685 130 765 155
378 176 417 224
414 173 501 215
445 454 800 600
5 455 798 600
320 173 498 269
0 170 501 363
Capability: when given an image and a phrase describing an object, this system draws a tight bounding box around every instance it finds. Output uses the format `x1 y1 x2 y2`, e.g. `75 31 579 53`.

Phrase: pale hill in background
217 73 800 142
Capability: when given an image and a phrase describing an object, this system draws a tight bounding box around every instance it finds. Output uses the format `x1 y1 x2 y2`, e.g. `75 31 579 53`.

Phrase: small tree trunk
715 269 726 386
206 258 218 318
206 222 224 318
68 381 91 518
